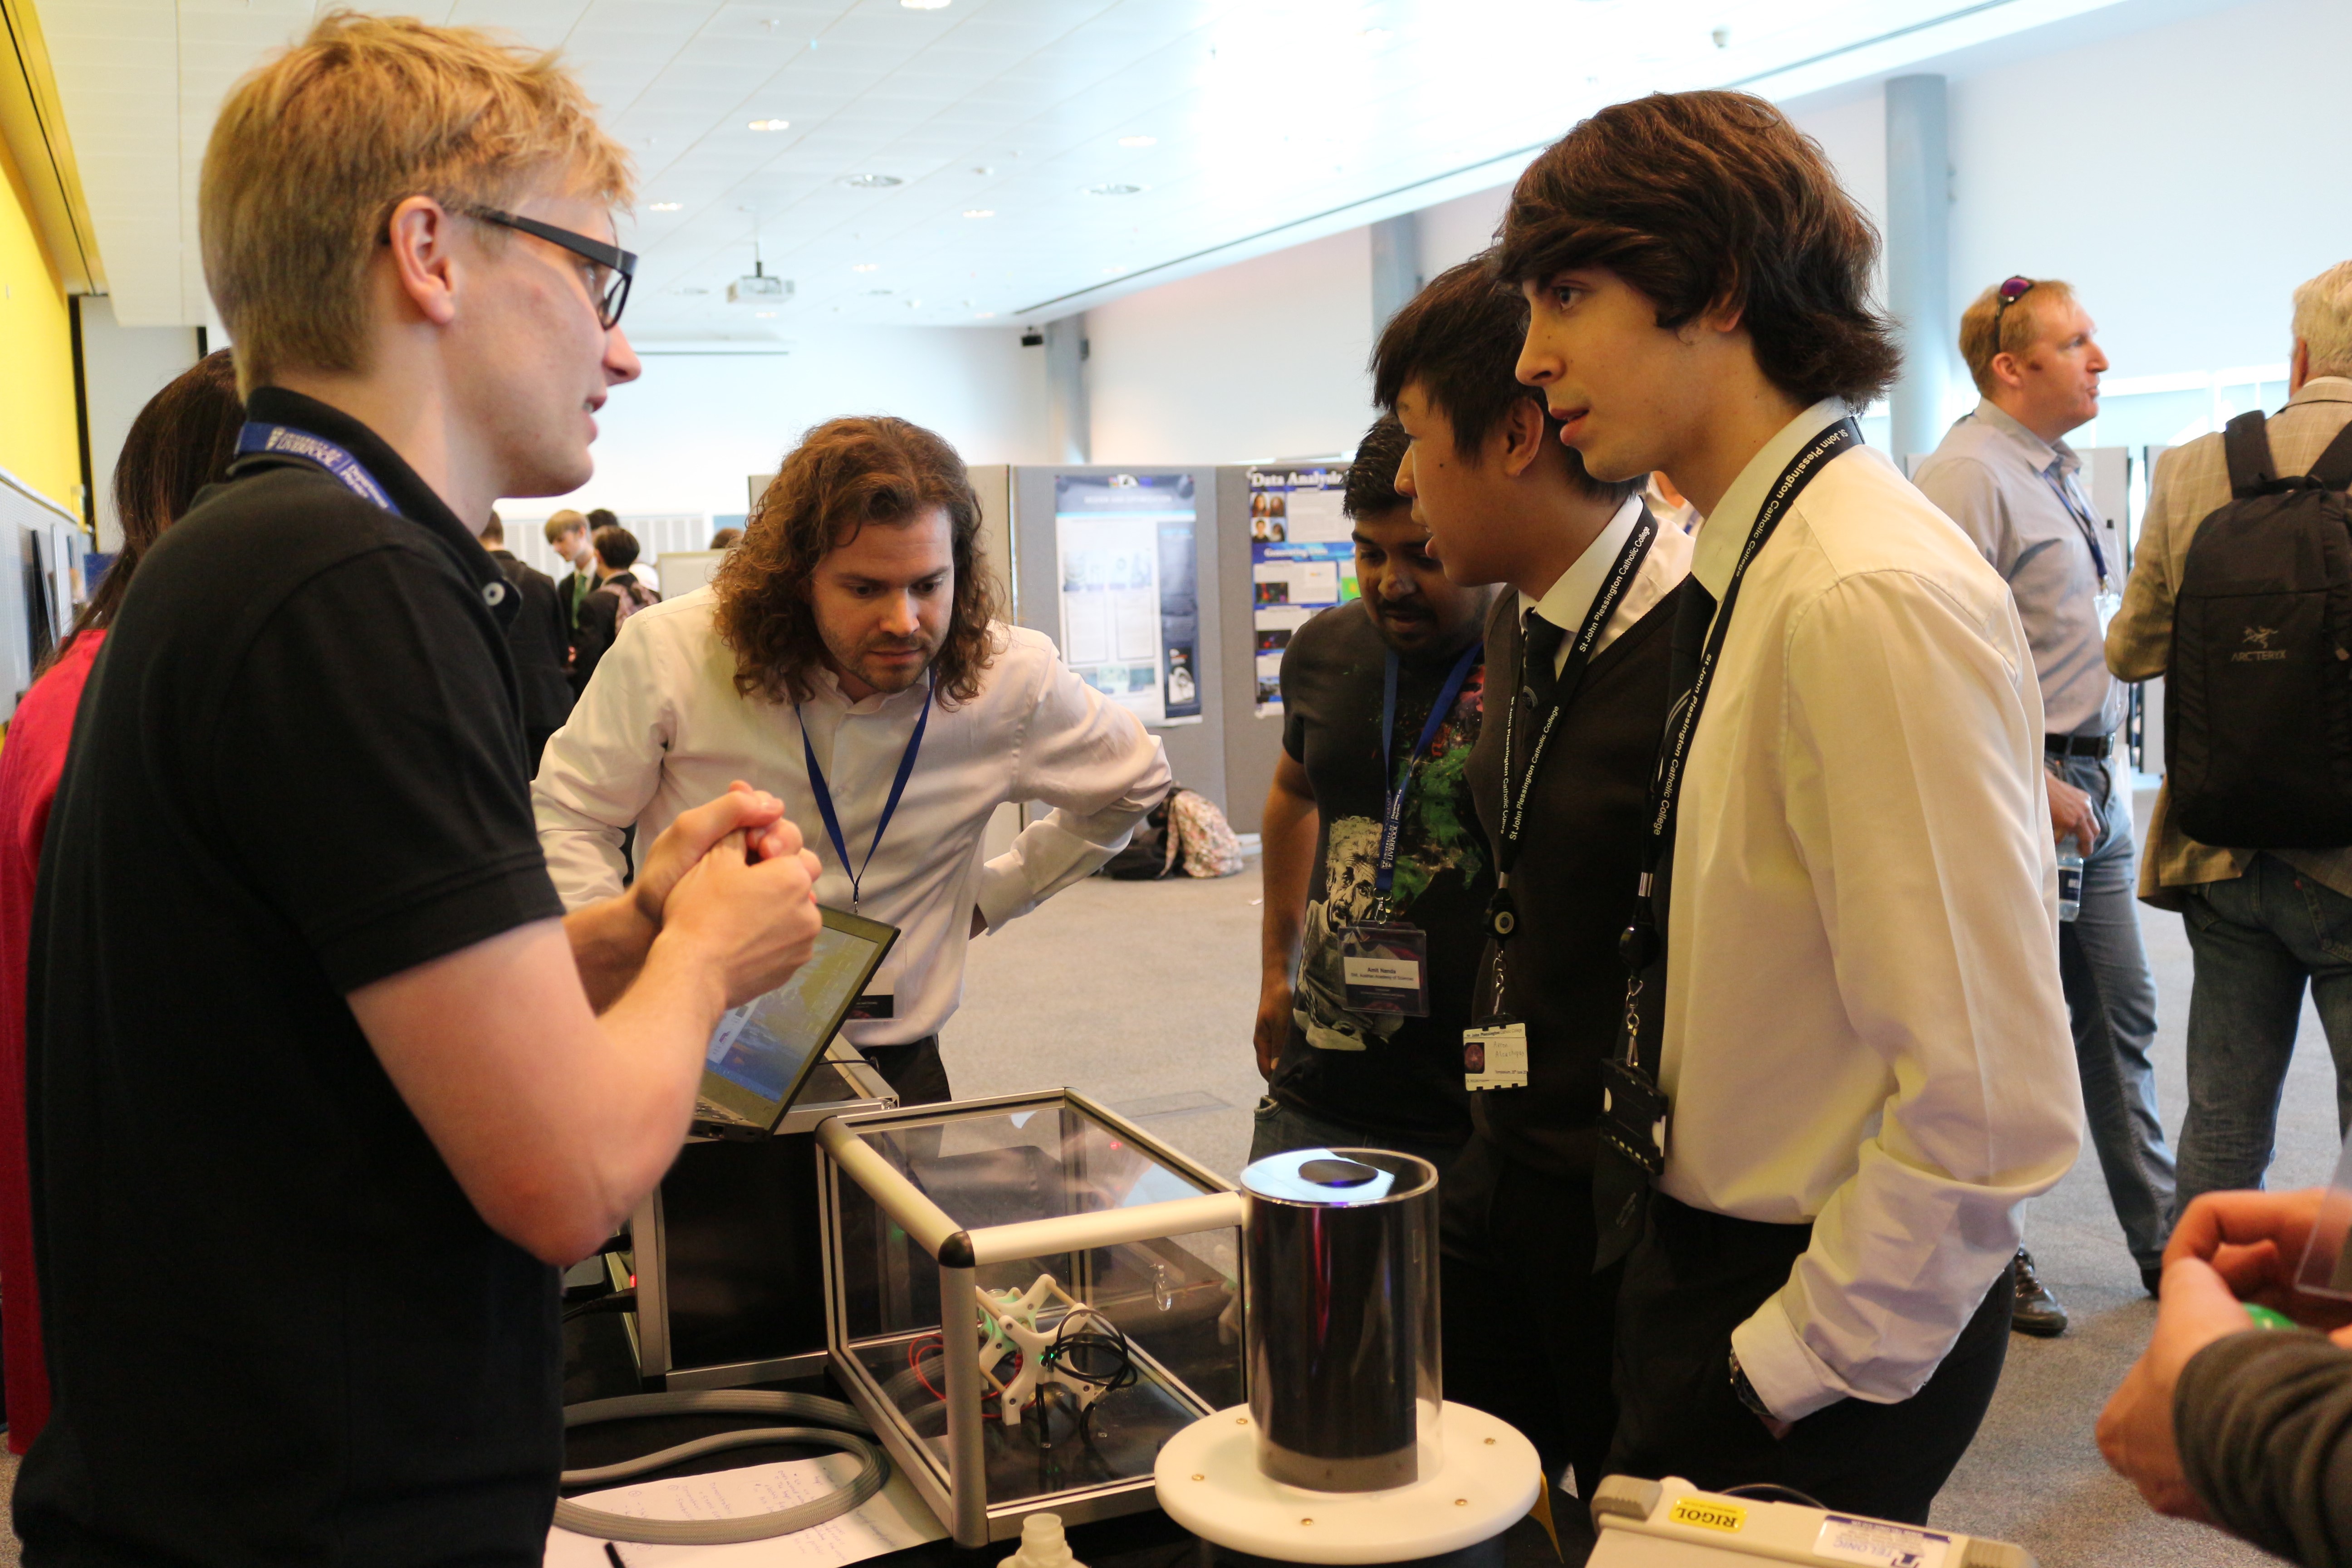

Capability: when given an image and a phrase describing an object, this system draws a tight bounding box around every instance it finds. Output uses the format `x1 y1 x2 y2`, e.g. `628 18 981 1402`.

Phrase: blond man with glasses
19 16 825 1563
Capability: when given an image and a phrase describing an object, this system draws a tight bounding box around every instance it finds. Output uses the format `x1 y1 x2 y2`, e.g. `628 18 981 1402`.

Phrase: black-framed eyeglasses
468 206 637 330
1993 274 2035 336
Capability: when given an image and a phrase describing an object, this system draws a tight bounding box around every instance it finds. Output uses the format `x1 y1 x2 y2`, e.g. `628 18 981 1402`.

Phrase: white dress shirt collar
1691 397 1851 601
1517 494 1645 632
807 660 935 717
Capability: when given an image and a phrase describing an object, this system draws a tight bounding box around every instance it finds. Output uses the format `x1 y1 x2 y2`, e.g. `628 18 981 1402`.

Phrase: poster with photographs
1250 466 1357 715
1054 472 1201 725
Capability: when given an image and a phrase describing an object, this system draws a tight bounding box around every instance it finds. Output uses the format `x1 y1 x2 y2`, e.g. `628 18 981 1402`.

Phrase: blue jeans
2178 853 2352 1207
1247 1097 1465 1181
2055 754 2177 1268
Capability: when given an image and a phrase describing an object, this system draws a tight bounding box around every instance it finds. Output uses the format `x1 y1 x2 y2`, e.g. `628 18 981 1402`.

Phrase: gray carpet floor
948 793 2333 1568
0 791 2329 1567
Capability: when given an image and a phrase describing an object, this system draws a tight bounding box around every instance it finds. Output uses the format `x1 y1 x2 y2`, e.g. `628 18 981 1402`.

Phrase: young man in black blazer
1381 255 1691 1500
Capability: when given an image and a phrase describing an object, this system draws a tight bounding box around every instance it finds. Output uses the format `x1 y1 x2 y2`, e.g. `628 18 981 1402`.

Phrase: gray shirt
1914 398 2124 737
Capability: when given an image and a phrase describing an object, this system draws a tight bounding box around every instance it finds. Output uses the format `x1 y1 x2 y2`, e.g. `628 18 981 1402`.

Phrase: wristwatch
1728 1348 1775 1421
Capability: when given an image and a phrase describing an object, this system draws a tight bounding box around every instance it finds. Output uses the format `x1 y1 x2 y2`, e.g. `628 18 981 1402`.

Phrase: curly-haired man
535 416 1171 1102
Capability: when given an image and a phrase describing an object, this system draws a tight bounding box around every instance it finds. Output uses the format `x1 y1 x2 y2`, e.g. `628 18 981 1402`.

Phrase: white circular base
1154 1402 1539 1565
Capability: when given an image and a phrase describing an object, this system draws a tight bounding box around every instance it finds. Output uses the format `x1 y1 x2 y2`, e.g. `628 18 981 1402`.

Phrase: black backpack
2168 411 2352 848
1100 794 1179 880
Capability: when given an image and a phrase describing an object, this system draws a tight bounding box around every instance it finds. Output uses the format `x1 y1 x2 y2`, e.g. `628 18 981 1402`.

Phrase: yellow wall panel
0 124 74 514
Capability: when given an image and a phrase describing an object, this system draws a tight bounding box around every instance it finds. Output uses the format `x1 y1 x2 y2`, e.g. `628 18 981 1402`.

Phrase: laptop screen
699 906 897 1130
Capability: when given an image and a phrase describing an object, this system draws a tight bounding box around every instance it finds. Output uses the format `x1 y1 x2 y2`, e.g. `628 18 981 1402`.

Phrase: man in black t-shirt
1252 415 1495 1171
19 17 823 1566
479 511 576 770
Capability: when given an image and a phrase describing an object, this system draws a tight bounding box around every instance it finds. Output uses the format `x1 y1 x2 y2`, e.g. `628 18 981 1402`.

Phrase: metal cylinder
1240 1148 1440 1492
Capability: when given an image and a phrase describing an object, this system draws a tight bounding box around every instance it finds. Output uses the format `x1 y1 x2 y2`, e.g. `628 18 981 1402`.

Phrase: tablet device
692 906 898 1137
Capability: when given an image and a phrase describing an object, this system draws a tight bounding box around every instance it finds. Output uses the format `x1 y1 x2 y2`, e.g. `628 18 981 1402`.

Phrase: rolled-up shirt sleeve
974 652 1172 931
1730 571 2084 1420
532 616 675 911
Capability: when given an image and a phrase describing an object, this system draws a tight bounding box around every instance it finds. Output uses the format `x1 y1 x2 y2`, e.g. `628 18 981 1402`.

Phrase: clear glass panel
831 1100 1243 1510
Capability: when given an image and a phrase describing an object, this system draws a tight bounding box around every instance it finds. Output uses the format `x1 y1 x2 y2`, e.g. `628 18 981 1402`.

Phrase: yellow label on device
1668 1498 1747 1533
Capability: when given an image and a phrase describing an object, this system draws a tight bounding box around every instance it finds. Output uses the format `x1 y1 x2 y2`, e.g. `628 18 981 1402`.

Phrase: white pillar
1884 74 1953 467
1044 314 1089 464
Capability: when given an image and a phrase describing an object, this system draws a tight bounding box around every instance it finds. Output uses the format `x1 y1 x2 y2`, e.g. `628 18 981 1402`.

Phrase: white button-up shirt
1516 495 1695 669
533 588 1171 1047
1665 401 2082 1421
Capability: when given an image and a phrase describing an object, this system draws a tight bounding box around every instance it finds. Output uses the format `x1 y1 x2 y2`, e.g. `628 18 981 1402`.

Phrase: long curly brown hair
712 416 1001 707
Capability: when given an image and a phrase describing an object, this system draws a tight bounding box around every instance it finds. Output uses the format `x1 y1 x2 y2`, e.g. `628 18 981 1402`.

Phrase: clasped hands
2097 1188 2352 1521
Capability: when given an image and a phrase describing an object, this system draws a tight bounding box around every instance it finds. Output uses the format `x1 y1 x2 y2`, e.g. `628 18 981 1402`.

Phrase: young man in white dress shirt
1500 90 2081 1522
535 416 1171 1102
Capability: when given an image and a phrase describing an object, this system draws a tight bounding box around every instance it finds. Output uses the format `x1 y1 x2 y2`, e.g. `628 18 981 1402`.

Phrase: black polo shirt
18 388 569 1565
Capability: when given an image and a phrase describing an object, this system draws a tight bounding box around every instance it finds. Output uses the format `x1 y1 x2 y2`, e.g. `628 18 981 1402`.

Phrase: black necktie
1667 577 1717 715
1522 609 1567 710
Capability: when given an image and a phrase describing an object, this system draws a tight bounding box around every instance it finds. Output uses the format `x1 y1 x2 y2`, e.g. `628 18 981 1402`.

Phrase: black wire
1719 1482 1829 1509
564 1290 637 1323
1026 1308 1136 1448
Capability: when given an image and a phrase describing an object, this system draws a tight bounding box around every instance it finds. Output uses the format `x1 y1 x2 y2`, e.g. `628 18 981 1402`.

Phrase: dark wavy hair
45 349 243 677
712 416 1000 707
1495 90 1899 409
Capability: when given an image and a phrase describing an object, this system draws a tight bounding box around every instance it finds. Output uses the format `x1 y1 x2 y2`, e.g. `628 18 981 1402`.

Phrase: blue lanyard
1372 640 1482 910
236 422 397 512
797 671 934 913
2039 464 2110 585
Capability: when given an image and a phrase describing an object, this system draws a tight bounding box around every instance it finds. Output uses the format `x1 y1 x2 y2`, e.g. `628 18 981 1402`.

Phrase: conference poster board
1054 471 1202 726
1248 465 1356 715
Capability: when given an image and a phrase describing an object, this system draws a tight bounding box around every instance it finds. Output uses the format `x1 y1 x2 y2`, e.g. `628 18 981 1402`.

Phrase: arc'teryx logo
2233 624 2288 662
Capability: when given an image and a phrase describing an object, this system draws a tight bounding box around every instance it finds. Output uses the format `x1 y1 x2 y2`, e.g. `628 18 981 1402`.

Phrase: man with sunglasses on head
19 17 826 1566
1915 278 2174 1336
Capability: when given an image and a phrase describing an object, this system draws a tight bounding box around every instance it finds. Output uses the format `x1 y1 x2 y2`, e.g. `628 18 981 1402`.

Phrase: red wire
909 1335 946 1401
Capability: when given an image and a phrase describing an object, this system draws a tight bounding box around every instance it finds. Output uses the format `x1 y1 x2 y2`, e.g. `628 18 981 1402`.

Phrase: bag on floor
1102 796 1178 880
2169 411 2352 848
1167 788 1244 879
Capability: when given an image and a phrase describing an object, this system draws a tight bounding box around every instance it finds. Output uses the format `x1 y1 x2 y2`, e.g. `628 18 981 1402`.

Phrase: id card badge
1599 1058 1669 1177
1463 1016 1529 1090
2094 584 2122 641
1342 923 1430 1015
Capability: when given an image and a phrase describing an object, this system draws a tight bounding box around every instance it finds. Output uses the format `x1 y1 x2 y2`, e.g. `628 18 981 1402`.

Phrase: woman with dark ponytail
0 349 241 1451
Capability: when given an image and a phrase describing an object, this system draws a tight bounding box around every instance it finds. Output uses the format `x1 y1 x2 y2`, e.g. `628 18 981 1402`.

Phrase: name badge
1341 923 1429 1016
1464 1017 1529 1090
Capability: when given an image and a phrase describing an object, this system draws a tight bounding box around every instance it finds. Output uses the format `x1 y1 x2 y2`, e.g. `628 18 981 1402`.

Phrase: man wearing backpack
1916 277 2176 1327
2108 259 2352 1209
571 521 658 695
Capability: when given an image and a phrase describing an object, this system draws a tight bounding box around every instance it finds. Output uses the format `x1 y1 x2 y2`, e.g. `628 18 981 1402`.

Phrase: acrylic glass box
816 1089 1246 1547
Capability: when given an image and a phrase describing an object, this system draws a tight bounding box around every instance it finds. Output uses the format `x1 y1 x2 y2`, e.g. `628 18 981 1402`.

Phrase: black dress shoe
2011 1247 2068 1337
2142 1264 2164 1298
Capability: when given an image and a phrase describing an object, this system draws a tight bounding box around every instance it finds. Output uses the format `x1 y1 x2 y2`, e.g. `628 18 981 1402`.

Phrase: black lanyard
1483 510 1658 943
797 671 934 913
1617 417 1860 984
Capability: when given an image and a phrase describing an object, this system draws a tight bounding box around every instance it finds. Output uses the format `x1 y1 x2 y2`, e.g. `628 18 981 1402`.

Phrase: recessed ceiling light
843 173 903 189
975 310 996 319
671 286 709 296
963 208 995 219
901 0 951 8
649 201 682 211
1359 26 1392 42
1117 135 1156 148
748 118 791 131
754 310 777 318
1102 265 1122 275
1085 182 1143 197
853 263 879 272
868 288 894 296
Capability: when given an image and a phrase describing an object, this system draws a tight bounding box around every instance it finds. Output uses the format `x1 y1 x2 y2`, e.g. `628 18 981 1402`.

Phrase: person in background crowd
2099 1187 2352 1567
1383 255 1690 1500
2107 260 2352 1213
0 349 242 1458
1500 89 2078 1522
544 507 595 636
1916 277 2173 1332
1252 412 1492 1176
477 511 575 770
710 525 742 550
17 18 823 1561
570 523 657 696
535 416 1170 1104
1643 470 1699 532
586 505 657 593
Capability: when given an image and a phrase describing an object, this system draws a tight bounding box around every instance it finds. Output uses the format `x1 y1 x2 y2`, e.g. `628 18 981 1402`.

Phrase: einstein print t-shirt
1273 599 1493 1145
